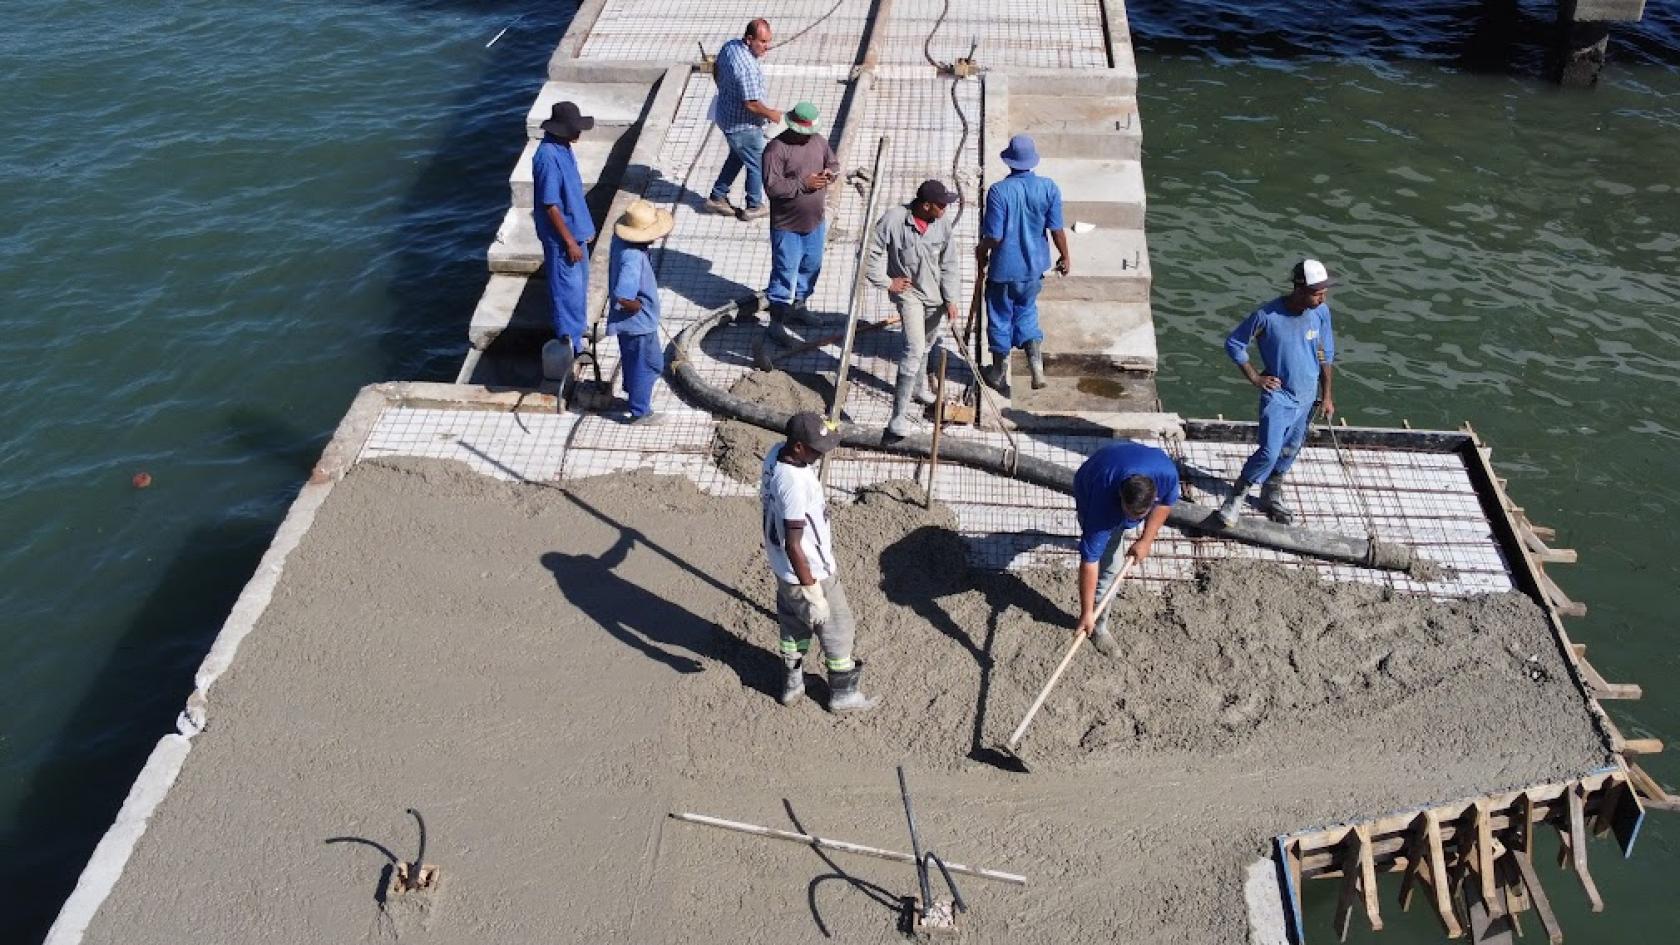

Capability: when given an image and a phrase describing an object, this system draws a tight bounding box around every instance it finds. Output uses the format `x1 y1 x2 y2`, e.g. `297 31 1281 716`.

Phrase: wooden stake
1334 824 1382 939
1474 800 1502 917
1427 810 1466 938
1563 782 1604 912
668 811 1028 886
1512 846 1564 944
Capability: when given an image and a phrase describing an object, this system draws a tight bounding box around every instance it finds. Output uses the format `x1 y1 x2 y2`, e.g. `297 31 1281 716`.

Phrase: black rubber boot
827 661 878 713
779 655 805 706
1216 479 1252 528
1025 339 1047 389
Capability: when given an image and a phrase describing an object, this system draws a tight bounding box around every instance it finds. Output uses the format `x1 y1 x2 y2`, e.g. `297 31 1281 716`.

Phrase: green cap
786 101 821 134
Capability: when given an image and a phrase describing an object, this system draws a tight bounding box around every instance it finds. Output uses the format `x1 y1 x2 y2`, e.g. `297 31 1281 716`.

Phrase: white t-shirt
761 444 837 583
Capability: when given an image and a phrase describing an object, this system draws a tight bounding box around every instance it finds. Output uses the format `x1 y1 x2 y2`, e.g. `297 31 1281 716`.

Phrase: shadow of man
541 534 710 674
877 525 1070 763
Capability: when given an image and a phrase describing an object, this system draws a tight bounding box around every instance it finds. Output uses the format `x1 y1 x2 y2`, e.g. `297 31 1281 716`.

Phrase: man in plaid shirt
706 18 785 222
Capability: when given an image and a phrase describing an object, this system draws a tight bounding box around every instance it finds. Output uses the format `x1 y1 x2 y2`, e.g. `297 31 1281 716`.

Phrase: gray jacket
866 204 961 309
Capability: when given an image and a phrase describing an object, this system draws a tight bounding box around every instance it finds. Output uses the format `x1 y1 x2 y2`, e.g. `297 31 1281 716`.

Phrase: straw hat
614 199 674 243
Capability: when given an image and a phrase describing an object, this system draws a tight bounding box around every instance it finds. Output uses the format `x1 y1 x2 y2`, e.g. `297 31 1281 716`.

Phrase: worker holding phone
761 102 840 343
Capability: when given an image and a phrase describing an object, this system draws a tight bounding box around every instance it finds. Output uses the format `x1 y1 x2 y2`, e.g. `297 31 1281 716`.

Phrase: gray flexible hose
668 298 1417 573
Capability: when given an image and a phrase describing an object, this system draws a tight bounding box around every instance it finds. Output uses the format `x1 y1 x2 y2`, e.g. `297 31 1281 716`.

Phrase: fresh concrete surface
1042 226 1151 304
524 80 651 138
1037 299 1157 372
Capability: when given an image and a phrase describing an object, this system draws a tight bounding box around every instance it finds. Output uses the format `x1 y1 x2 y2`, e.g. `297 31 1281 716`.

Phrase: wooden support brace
1534 569 1587 618
1473 800 1502 917
1399 815 1428 912
1496 853 1529 917
1426 811 1466 938
1512 848 1565 945
1564 782 1605 912
1529 524 1557 541
1574 653 1643 700
1333 824 1382 940
1592 779 1624 837
1618 737 1664 756
1627 762 1680 812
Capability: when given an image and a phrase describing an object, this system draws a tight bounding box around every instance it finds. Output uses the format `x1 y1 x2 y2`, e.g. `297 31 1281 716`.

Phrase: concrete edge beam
469 273 533 349
1569 0 1647 22
995 67 1136 97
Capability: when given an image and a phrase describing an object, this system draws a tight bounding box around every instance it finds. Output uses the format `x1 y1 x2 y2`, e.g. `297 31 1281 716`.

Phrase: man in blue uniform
1216 259 1338 527
706 18 784 221
975 134 1069 394
607 199 675 424
1071 441 1180 658
532 100 597 388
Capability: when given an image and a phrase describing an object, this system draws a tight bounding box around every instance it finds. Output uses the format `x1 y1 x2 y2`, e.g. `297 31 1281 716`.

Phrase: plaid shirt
714 38 768 134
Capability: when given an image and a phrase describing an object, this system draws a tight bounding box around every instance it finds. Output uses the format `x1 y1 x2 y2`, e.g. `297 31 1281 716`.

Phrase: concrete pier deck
45 3 1662 944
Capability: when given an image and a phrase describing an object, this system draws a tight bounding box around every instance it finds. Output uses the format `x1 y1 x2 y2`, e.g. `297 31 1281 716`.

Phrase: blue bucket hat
1000 134 1039 170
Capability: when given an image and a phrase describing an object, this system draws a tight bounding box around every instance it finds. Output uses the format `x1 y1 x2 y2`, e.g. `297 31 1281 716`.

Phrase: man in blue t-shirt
975 134 1069 395
532 101 597 391
607 199 674 424
1071 440 1180 657
1216 259 1338 527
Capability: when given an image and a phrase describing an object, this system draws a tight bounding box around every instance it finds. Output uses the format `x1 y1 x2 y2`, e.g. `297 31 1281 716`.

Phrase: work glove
792 582 830 627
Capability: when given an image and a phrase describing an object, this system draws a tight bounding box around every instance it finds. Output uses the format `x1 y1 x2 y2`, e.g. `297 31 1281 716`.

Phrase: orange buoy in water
132 471 153 489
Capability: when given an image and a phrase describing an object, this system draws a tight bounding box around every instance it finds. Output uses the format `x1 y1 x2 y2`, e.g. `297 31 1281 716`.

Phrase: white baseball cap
1292 258 1333 289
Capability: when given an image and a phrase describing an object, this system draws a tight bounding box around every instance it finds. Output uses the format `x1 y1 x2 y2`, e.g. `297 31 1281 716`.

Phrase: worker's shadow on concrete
541 538 712 675
877 527 1067 767
782 799 911 938
653 246 754 312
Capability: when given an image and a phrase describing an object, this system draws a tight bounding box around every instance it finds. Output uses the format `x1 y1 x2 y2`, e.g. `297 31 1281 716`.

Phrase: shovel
997 559 1134 771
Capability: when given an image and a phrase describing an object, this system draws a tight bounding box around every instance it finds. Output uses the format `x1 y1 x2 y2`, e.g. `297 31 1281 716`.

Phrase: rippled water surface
3 1 1678 940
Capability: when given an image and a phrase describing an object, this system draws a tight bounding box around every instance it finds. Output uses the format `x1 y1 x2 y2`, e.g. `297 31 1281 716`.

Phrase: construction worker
706 18 784 221
1216 259 1338 527
532 101 596 387
1072 440 1180 657
866 179 961 438
606 199 675 424
762 101 838 339
975 134 1069 395
761 412 876 713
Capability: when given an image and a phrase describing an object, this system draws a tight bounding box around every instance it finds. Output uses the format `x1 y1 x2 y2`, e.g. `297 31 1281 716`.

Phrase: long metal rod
819 134 891 485
897 766 934 916
924 348 948 506
1006 559 1133 750
668 811 1028 886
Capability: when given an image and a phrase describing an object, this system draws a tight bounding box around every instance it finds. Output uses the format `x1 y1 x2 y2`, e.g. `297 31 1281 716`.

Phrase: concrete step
1036 300 1157 373
525 81 651 139
489 208 542 274
1039 156 1145 230
468 273 554 349
1001 373 1165 428
1009 94 1141 161
1039 227 1150 303
510 136 622 208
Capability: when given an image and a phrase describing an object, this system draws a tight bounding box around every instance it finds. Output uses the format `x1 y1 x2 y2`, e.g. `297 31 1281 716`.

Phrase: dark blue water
2 1 1677 941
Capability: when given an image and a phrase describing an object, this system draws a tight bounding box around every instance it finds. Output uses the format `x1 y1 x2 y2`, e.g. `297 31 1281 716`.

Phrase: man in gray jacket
866 180 962 438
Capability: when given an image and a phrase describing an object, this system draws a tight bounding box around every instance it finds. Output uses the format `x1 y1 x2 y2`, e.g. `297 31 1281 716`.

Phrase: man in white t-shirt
761 412 876 712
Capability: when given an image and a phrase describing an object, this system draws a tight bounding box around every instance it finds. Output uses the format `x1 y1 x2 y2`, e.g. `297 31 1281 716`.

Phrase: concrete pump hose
668 299 1418 574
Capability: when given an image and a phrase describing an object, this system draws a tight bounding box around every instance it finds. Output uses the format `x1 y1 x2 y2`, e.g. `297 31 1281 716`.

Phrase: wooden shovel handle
1005 559 1134 751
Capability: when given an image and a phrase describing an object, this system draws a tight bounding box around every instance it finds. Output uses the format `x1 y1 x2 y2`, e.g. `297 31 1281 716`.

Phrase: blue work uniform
1073 441 1181 634
981 170 1064 353
1224 297 1336 484
607 237 663 418
532 137 595 353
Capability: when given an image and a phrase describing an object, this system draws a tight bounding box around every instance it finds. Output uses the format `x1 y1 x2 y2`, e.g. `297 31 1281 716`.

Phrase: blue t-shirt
532 137 595 244
1224 297 1335 403
1072 441 1181 564
607 237 661 336
981 170 1064 284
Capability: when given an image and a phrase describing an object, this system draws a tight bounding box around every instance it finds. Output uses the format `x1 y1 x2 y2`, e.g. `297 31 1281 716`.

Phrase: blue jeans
985 277 1044 353
710 126 766 209
616 330 663 417
1238 390 1315 484
1090 528 1129 636
767 224 826 308
542 237 589 353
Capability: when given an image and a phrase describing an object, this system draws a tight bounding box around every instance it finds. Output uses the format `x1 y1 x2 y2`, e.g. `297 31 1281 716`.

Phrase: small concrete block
511 138 619 208
488 208 542 274
526 81 651 138
1038 300 1157 372
1571 0 1646 22
1040 227 1151 303
1039 157 1145 230
469 274 530 349
1010 95 1141 160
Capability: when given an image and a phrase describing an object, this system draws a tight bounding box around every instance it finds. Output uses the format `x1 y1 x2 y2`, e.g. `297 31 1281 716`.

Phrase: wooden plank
1276 836 1306 945
1466 890 1517 944
1427 811 1467 938
1627 762 1680 813
1574 655 1643 700
1618 737 1664 756
1512 847 1565 945
1357 824 1383 932
1591 779 1623 837
1335 829 1361 941
1398 815 1429 912
1474 800 1501 916
1564 783 1605 912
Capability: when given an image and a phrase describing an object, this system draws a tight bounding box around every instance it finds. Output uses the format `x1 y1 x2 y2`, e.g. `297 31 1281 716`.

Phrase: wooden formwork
1199 419 1680 943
